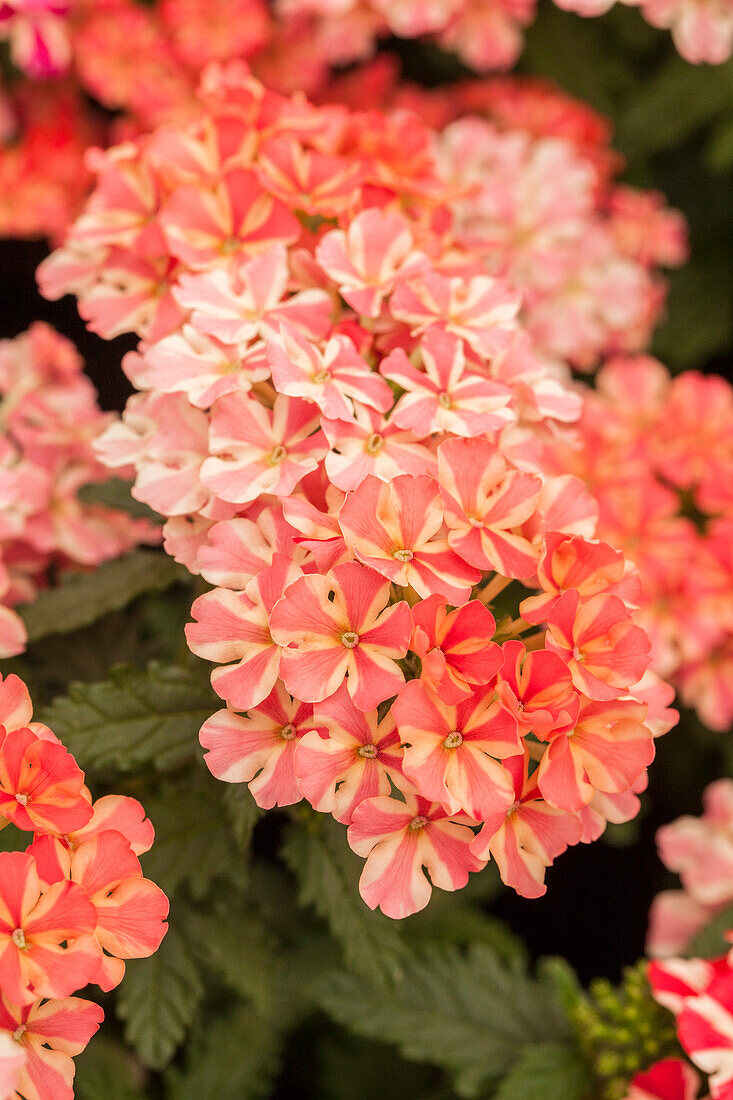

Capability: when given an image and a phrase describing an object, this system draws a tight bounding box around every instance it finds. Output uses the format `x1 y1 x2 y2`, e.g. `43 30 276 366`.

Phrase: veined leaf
117 927 203 1071
281 815 407 986
317 944 571 1097
493 1042 593 1100
166 1005 282 1100
39 661 216 774
20 550 187 642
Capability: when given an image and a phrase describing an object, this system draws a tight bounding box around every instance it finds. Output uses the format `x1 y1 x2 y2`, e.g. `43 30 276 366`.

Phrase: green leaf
78 477 163 522
166 1005 282 1100
19 550 187 642
689 903 733 958
652 256 733 368
182 904 281 1014
141 769 246 898
225 784 261 850
117 926 203 1071
281 815 407 986
39 661 217 774
617 56 733 157
73 1036 148 1100
317 944 571 1097
493 1043 593 1100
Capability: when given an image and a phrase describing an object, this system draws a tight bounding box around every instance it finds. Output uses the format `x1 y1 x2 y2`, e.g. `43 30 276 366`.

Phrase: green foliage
117 927 204 1071
569 961 679 1099
689 903 733 958
493 1043 593 1100
281 813 408 985
140 768 247 898
73 1036 148 1100
166 1005 283 1100
78 478 163 522
317 944 571 1097
39 661 217 774
19 550 187 642
225 784 262 849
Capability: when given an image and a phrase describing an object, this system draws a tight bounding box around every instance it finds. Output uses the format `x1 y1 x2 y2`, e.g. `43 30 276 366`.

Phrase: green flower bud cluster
568 960 680 1099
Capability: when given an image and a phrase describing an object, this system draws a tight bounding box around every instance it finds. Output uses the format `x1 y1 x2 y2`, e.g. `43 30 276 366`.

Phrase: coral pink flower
650 960 733 1100
159 167 300 270
0 995 103 1100
139 326 269 409
545 589 651 701
269 561 411 711
282 492 349 574
173 244 332 347
201 393 327 506
380 330 513 438
392 680 520 819
96 392 212 518
410 595 503 704
537 697 655 812
495 639 579 738
339 474 480 603
348 793 485 918
625 1059 702 1100
197 507 301 589
0 728 93 834
0 0 71 78
159 0 271 68
470 754 582 897
315 208 425 318
68 794 155 857
199 683 319 808
187 554 301 711
630 0 733 63
322 405 437 492
256 136 364 218
29 832 169 992
656 780 733 908
295 684 403 823
520 532 638 625
267 326 393 419
390 269 521 359
0 674 42 738
438 436 542 578
0 852 98 1007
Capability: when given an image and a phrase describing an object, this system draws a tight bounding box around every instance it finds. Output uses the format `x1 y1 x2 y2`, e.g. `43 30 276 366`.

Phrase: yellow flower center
393 548 413 563
11 928 26 950
408 815 428 831
341 631 360 649
366 433 384 454
281 724 297 741
268 444 288 465
357 744 378 759
443 731 463 750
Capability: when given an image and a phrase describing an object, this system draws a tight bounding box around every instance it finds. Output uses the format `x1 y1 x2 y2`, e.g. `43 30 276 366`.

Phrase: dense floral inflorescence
42 63 677 917
1 0 730 99
547 356 733 731
0 670 168 1100
0 324 157 660
345 71 688 368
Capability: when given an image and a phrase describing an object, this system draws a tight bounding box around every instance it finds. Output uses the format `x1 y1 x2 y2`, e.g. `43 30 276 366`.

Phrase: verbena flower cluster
548 357 733 732
0 324 157 661
365 73 688 369
0 671 168 1100
1 0 731 98
40 63 679 917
